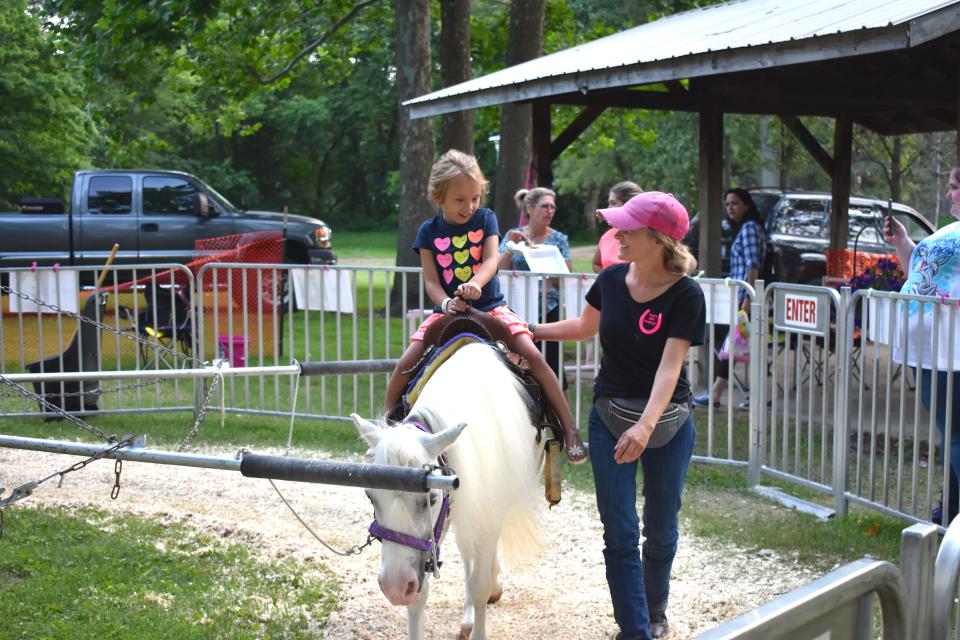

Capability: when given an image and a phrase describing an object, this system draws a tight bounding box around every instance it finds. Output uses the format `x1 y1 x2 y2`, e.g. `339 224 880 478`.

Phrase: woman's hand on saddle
614 421 653 464
455 282 482 301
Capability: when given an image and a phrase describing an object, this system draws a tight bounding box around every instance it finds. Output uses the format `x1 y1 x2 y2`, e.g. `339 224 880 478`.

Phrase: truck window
88 176 132 215
848 204 882 244
770 199 826 238
892 211 929 243
144 176 200 215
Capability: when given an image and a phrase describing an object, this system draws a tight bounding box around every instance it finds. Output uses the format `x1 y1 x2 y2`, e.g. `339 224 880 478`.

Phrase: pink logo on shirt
638 310 662 335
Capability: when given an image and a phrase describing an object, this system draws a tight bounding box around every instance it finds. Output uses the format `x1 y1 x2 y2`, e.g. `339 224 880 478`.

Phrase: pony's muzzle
379 569 421 606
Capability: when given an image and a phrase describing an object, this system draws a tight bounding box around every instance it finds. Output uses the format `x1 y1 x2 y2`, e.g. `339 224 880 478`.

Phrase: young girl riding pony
383 149 587 464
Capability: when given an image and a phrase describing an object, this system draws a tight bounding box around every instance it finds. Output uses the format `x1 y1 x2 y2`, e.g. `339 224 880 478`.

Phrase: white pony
351 342 544 640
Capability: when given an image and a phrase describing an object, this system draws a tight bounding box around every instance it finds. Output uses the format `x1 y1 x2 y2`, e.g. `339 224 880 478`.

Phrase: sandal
565 429 588 465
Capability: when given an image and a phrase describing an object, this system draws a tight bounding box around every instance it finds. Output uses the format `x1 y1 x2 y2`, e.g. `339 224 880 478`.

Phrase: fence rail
4 262 960 639
2 263 958 528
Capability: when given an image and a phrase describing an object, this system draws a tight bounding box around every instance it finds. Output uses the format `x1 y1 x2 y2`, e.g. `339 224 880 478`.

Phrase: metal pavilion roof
405 0 960 119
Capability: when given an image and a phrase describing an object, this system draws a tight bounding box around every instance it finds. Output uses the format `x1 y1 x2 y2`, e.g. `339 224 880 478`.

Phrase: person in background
593 181 642 273
500 187 573 387
535 191 705 639
693 187 766 410
383 149 587 464
884 162 960 524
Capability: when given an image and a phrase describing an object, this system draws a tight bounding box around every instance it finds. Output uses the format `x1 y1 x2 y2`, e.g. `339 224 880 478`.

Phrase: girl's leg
511 332 586 464
384 341 426 416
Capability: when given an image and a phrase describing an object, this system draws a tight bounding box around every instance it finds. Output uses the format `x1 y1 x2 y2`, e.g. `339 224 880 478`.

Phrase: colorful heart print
469 246 482 261
442 268 454 284
472 264 479 273
467 229 484 243
434 237 451 252
454 266 472 282
436 253 453 268
454 249 470 265
452 234 468 249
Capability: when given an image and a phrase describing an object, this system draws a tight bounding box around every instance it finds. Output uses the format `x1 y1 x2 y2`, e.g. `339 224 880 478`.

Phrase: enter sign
774 289 830 336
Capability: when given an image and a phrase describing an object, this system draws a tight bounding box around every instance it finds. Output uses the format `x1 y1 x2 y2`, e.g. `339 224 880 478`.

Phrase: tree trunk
493 0 545 229
890 136 902 201
439 0 474 154
583 188 599 234
393 0 435 309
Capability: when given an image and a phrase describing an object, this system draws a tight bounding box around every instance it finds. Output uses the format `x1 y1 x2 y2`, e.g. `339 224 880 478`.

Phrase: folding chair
121 285 192 368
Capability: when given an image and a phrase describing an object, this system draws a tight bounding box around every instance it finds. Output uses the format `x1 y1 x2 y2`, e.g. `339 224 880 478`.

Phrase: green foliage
0 505 339 639
0 0 93 209
16 0 950 234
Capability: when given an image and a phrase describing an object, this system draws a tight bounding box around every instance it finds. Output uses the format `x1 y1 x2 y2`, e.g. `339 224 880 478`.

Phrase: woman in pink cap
533 191 705 640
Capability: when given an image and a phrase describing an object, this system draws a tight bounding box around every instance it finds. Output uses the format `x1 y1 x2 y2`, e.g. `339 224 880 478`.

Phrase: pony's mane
408 342 544 563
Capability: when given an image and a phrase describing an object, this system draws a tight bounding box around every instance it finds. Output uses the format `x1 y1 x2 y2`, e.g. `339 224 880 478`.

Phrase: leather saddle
395 308 563 446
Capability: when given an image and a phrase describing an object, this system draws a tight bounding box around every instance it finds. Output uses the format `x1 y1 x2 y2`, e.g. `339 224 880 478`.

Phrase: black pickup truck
0 170 335 268
685 190 935 283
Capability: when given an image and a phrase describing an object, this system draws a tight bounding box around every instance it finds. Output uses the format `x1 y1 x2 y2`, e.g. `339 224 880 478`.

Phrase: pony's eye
429 493 438 507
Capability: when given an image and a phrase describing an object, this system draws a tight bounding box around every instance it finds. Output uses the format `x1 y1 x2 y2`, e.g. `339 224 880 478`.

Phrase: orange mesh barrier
107 232 286 362
825 249 902 283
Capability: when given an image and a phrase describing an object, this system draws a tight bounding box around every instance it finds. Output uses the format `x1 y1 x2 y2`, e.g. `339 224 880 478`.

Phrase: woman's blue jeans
588 404 695 640
919 369 960 524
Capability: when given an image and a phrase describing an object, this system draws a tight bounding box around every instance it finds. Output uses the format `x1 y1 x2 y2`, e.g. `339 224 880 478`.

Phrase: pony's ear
421 422 467 459
351 413 382 447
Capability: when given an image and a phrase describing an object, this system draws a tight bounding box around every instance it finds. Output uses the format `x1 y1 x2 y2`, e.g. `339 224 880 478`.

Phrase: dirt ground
1 445 819 639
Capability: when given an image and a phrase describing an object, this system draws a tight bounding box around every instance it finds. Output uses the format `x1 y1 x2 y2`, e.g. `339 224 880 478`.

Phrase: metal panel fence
3 263 958 529
1 265 198 418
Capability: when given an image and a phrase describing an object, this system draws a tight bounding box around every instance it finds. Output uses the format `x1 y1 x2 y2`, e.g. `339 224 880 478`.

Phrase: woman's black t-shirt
585 264 706 404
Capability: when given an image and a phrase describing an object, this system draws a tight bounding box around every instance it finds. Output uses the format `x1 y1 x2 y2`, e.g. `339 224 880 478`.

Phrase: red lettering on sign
784 295 818 328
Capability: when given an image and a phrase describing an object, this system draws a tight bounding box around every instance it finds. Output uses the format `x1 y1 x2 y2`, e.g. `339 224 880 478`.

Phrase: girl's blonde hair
649 229 698 276
514 187 556 210
428 149 489 204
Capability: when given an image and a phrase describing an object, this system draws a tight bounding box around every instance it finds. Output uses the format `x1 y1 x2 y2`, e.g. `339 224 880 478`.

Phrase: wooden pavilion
405 0 960 275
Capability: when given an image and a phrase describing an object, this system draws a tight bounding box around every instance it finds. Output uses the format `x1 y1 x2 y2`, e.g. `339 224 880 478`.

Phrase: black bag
595 396 688 449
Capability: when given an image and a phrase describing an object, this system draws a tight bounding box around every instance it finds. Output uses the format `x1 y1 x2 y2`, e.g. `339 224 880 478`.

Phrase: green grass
333 230 400 259
335 229 597 272
559 434 905 570
0 231 927 636
0 505 338 640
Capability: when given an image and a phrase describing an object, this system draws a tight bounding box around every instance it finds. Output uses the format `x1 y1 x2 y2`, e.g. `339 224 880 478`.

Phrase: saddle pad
406 335 481 408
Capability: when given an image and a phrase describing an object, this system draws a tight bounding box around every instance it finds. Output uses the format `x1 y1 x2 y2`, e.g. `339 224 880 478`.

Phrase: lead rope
267 363 372 556
268 477 374 556
425 481 443 578
284 361 302 455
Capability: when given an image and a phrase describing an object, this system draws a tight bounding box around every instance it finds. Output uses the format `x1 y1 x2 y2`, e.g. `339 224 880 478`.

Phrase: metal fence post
833 286 851 517
899 523 939 640
747 280 765 488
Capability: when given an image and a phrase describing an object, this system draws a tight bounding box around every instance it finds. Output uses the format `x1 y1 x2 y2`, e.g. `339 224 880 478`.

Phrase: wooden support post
551 104 605 159
531 102 553 187
779 115 834 177
830 114 853 257
698 103 724 278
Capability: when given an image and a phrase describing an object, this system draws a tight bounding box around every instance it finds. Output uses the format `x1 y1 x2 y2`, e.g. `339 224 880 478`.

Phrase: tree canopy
0 0 951 233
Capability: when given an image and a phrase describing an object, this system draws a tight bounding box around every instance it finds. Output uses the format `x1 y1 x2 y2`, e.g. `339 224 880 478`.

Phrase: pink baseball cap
597 191 690 241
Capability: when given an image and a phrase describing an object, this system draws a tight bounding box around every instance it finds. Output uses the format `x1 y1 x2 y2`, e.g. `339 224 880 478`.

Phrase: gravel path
1 446 818 639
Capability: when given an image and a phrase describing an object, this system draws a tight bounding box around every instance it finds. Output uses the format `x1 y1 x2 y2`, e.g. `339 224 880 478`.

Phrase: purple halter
367 420 453 576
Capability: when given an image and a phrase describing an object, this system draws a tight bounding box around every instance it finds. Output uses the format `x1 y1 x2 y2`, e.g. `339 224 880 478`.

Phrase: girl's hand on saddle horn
455 282 481 301
443 295 470 314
